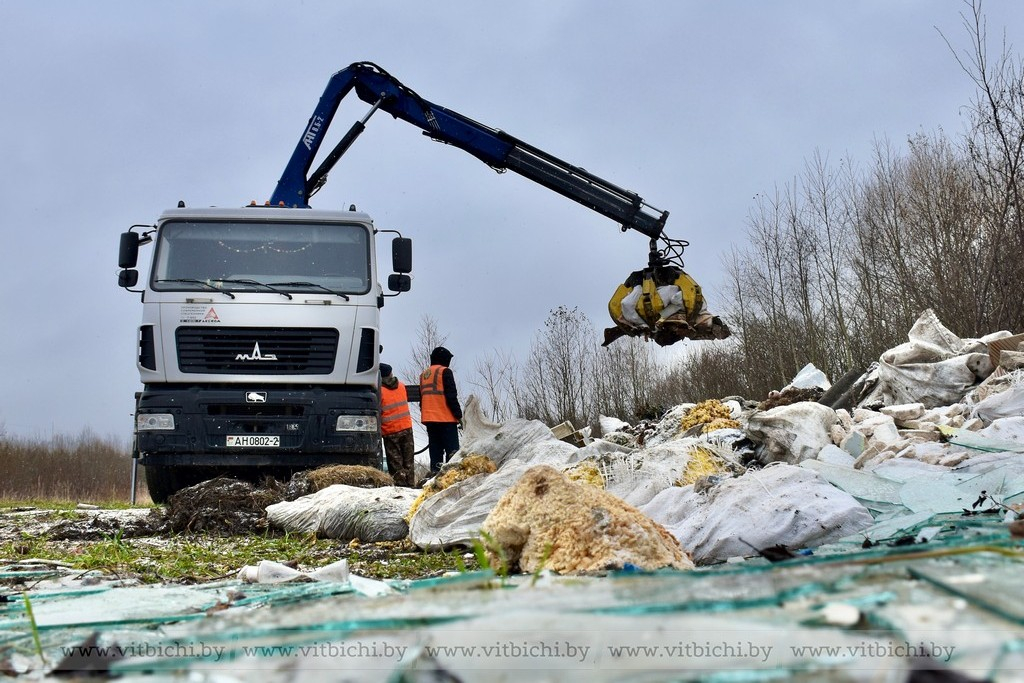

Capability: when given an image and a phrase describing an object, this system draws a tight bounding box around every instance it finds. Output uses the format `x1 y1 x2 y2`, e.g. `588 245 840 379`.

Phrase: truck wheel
143 465 184 504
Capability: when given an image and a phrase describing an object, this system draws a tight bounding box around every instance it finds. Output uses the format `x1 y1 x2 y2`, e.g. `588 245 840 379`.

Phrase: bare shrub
0 429 134 503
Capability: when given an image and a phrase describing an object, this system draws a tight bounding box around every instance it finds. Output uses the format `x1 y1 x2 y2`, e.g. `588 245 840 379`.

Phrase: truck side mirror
118 269 139 288
119 232 140 269
392 237 412 274
387 274 412 292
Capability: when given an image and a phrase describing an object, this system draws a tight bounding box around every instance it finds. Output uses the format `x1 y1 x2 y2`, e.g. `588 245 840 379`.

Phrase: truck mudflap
135 384 380 468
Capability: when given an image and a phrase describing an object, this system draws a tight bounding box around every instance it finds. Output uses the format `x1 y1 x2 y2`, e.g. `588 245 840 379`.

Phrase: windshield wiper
268 281 351 301
208 278 293 300
156 278 236 299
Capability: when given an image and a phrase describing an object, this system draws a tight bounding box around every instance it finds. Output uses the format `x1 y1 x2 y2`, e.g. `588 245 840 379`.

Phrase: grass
22 593 45 666
1 520 477 584
3 530 331 583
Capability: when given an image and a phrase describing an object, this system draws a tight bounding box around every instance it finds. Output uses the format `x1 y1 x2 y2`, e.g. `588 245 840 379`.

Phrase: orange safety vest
380 382 413 435
420 365 457 423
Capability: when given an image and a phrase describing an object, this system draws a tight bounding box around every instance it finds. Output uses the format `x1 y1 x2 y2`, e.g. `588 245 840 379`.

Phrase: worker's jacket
380 380 413 435
420 364 459 423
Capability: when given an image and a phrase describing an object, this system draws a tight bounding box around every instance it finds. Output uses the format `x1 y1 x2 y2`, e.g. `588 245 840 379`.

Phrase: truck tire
143 465 186 504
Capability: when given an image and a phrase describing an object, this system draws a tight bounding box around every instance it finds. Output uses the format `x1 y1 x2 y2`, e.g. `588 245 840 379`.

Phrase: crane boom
270 62 670 241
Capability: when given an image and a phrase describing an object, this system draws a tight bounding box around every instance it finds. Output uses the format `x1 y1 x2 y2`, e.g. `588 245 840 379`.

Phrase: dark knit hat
379 363 393 377
429 346 453 366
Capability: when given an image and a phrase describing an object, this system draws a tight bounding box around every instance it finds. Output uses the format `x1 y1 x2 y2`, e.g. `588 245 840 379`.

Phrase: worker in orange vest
419 346 462 473
379 363 416 487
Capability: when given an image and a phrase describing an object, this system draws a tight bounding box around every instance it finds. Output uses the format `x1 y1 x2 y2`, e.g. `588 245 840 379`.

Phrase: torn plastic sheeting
407 439 632 551
868 355 988 409
2 518 1017 682
455 415 569 469
409 459 533 550
105 533 1023 681
599 440 694 506
237 559 351 584
856 309 994 409
970 373 1024 422
640 463 874 563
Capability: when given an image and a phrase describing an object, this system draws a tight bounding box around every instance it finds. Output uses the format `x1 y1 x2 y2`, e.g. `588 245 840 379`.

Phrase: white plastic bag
859 309 992 408
746 402 838 464
640 464 873 564
266 485 419 541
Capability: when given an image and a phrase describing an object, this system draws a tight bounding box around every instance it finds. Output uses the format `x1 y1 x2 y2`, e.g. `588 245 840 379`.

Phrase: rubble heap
481 465 693 573
402 308 1024 569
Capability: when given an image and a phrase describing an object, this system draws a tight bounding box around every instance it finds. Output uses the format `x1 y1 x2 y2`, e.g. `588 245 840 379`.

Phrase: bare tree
400 314 449 383
592 337 659 422
946 0 1024 331
471 349 519 422
515 306 596 428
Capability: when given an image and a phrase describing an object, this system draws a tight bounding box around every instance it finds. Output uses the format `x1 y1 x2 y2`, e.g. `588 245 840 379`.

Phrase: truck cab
119 205 412 501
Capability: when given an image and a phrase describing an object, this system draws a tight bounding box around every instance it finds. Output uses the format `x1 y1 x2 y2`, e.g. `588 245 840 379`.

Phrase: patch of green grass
469 530 510 579
345 544 476 580
0 531 477 584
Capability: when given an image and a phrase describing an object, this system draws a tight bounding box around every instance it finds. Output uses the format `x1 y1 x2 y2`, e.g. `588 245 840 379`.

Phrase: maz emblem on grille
246 391 268 403
235 342 278 362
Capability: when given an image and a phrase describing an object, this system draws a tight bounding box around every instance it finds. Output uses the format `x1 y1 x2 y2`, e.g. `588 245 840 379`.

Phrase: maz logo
235 342 278 362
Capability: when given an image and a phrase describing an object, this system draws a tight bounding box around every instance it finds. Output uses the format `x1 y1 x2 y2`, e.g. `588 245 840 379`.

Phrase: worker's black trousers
424 422 460 473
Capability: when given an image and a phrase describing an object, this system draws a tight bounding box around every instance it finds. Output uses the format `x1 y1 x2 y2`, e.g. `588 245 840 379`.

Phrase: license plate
226 435 280 447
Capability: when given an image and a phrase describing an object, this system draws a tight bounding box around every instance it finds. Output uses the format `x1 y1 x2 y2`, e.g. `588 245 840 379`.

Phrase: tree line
723 2 1023 395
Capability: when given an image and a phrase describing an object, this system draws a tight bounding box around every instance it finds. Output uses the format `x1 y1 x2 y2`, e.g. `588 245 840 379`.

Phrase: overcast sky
1 1 1022 441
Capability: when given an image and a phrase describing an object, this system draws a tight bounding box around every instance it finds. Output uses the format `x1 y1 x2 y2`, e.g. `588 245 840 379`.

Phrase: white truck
118 206 411 501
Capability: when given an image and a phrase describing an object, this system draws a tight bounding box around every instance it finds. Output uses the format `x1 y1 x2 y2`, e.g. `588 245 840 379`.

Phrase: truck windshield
151 221 371 295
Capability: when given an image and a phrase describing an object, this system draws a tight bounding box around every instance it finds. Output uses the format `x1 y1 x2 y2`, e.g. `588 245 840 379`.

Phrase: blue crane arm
270 62 669 241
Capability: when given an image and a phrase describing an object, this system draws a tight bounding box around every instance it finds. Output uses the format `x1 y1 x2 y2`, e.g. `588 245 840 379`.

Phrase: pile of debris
168 308 1023 574
274 308 1023 574
6 307 1023 681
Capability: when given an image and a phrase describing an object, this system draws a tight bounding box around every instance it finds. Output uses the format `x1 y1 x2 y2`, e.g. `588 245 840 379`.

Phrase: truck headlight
335 415 377 432
137 413 175 431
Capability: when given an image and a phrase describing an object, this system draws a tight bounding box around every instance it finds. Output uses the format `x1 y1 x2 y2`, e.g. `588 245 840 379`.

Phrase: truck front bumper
135 384 379 467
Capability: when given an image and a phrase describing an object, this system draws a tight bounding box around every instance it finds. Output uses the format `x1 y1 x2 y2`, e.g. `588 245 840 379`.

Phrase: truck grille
176 327 339 375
